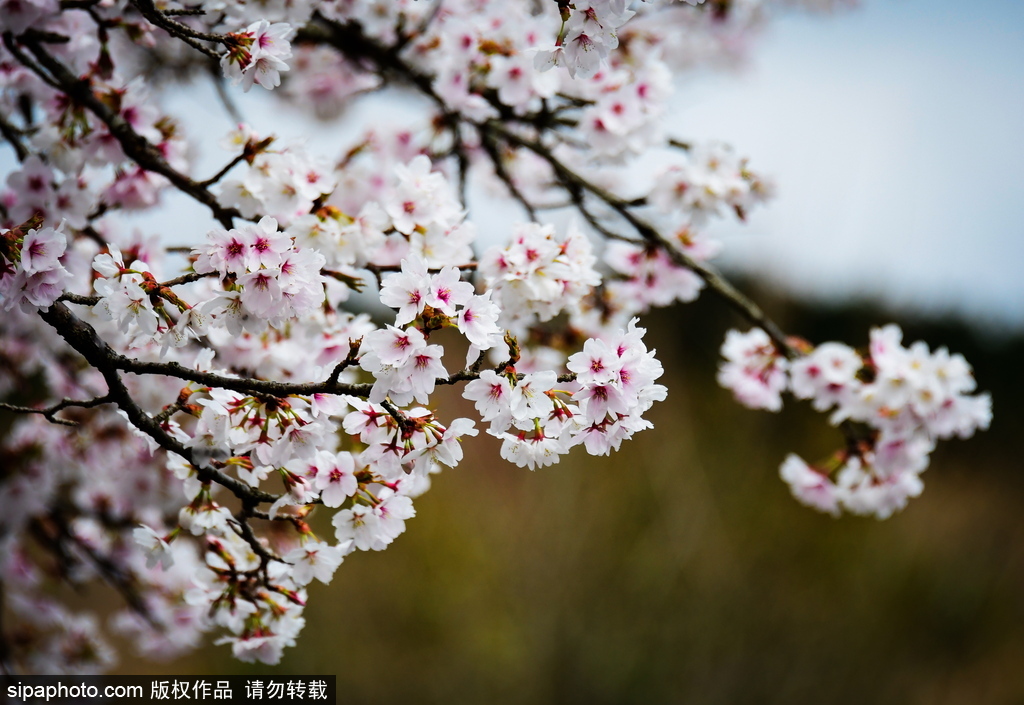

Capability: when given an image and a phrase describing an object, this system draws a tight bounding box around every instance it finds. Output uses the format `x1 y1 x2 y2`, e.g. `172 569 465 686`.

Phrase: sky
677 0 1024 331
144 0 1024 333
5 0 1023 331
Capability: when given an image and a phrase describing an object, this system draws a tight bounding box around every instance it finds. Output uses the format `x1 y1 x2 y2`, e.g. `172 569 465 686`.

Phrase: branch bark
17 34 242 228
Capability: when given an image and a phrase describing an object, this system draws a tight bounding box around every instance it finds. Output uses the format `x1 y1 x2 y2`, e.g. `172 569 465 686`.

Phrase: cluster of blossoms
463 318 666 468
573 60 674 161
374 255 501 371
192 216 327 332
283 46 381 119
221 21 296 92
0 219 71 312
537 1 639 79
718 326 992 519
648 142 774 223
217 128 337 226
0 75 186 214
0 151 674 668
131 383 478 662
3 156 93 228
599 229 718 321
0 0 985 674
480 221 600 334
278 152 475 277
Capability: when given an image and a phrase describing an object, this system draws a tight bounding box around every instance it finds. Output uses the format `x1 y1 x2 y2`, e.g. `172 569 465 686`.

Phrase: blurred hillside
119 292 1024 705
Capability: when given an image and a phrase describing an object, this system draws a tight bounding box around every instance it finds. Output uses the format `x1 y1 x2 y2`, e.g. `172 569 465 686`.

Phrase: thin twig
63 521 162 629
232 504 282 564
482 121 798 357
327 339 362 386
208 65 243 125
129 0 226 59
479 130 539 222
199 151 246 188
0 394 112 427
58 271 215 307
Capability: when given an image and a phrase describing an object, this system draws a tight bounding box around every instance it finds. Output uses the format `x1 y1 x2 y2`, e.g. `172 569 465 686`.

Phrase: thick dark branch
18 37 241 228
59 292 101 306
37 302 278 504
129 0 225 59
2 32 60 89
0 114 30 162
298 16 444 108
379 398 412 433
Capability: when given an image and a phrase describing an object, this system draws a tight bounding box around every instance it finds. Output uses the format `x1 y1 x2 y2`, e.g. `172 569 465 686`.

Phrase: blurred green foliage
122 293 1024 704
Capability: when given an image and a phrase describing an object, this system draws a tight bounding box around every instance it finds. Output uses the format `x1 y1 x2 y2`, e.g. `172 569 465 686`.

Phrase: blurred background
690 0 1024 331
103 0 1024 702
116 299 1024 705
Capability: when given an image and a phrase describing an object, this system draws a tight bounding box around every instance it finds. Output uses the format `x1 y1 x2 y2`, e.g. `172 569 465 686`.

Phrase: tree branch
480 121 798 358
0 114 30 162
296 19 799 356
59 516 162 630
58 271 216 307
233 503 282 565
129 0 226 59
326 339 361 386
0 394 112 427
37 302 278 505
17 35 242 228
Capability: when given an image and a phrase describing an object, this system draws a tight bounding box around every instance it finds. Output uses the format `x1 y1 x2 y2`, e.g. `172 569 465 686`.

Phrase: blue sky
5 0 1022 330
155 0 1024 331
678 0 1024 331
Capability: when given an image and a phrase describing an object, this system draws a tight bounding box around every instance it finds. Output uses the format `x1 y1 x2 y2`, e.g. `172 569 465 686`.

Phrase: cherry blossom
718 328 790 412
221 21 295 92
283 540 345 586
0 0 992 673
132 525 177 571
722 325 992 519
